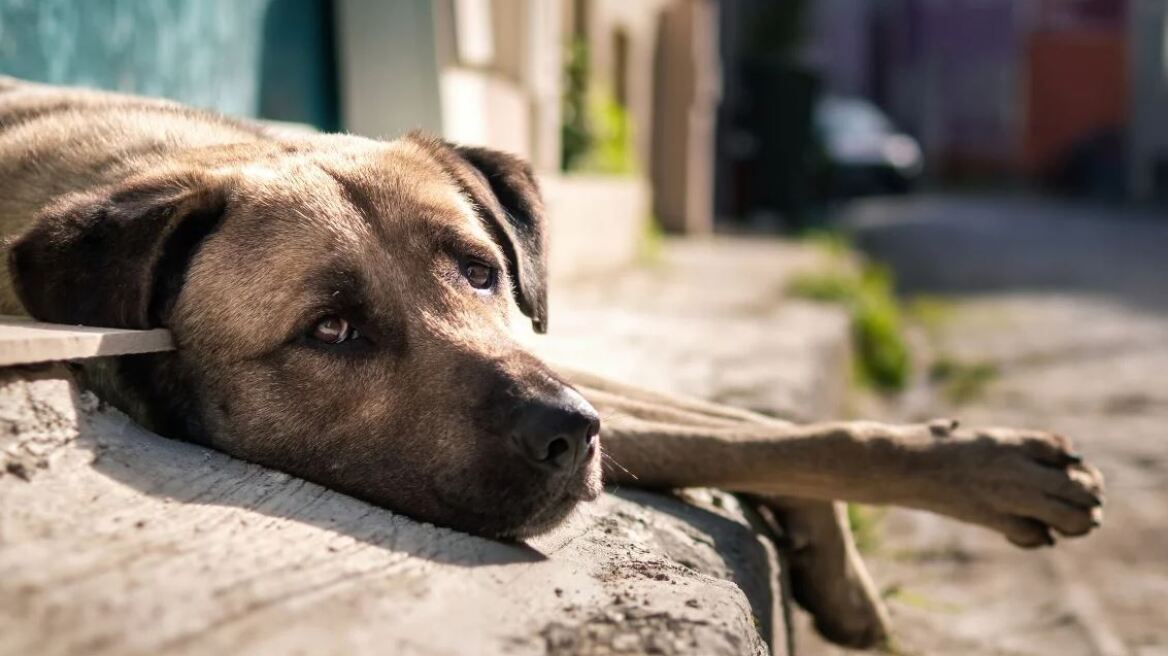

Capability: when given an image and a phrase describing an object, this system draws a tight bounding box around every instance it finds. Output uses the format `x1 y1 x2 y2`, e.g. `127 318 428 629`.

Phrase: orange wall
1024 30 1128 174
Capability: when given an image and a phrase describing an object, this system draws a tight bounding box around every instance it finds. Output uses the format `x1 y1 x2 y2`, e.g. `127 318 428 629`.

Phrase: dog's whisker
597 408 630 422
600 452 637 480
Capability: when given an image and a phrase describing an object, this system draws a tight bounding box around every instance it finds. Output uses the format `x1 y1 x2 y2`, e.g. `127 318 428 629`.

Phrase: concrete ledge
0 366 782 655
0 237 850 655
540 175 651 284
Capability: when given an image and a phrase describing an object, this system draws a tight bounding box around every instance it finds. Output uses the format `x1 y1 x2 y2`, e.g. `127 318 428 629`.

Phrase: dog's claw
928 418 960 437
922 426 1105 547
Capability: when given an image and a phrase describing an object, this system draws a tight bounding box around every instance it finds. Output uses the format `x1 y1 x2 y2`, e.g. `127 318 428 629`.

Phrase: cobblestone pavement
804 195 1168 656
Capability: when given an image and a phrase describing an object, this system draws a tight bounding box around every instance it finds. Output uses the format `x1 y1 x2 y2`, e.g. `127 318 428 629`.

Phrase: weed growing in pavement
636 215 666 267
847 504 886 554
929 356 999 405
788 262 911 392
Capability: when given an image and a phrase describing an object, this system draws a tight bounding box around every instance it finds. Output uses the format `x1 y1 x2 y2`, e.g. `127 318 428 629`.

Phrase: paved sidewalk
816 195 1168 656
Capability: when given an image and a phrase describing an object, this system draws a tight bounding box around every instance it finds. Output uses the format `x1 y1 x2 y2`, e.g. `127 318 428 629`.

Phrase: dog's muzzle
507 386 600 474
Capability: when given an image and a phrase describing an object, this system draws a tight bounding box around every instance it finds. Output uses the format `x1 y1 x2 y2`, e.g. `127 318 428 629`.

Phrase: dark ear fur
413 135 549 333
9 172 228 328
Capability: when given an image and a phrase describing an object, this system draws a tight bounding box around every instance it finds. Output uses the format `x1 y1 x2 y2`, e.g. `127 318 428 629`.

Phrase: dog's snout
511 389 600 471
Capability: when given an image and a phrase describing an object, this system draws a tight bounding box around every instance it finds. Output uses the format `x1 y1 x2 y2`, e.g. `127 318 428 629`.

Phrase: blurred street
804 195 1168 656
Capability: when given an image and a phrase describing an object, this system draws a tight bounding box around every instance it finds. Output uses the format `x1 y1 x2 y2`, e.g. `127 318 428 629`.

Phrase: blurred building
802 0 1166 202
0 0 282 120
0 0 723 288
1129 0 1168 202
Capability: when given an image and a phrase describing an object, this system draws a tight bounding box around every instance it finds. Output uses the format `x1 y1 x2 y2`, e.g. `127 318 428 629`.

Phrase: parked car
813 95 924 198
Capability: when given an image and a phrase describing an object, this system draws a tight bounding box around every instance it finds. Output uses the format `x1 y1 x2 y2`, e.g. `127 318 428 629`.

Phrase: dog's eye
462 261 495 290
311 317 359 344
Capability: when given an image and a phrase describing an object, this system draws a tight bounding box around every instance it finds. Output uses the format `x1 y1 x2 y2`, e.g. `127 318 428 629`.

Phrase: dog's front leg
560 366 1103 548
570 372 891 647
598 415 1103 548
564 366 1102 646
751 496 890 648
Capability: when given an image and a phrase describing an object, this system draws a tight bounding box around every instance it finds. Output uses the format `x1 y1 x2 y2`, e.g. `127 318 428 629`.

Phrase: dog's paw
787 534 891 648
919 423 1105 548
766 499 891 649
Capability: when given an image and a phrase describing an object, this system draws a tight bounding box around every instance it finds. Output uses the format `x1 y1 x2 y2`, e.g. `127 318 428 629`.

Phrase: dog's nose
511 389 600 471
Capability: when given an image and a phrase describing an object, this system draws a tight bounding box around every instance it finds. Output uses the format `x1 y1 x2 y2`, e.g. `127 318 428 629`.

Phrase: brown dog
0 78 1104 647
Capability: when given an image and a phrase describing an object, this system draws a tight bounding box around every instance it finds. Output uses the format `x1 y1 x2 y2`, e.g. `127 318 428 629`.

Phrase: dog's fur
0 78 1104 648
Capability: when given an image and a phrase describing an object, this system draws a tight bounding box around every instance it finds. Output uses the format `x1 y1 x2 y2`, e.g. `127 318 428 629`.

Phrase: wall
578 0 672 176
1024 29 1128 175
541 174 651 283
881 0 1023 176
0 0 272 117
336 0 444 139
1129 0 1168 201
652 0 719 234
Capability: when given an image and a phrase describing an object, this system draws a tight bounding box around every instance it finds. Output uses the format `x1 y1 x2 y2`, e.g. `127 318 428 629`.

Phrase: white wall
336 0 444 139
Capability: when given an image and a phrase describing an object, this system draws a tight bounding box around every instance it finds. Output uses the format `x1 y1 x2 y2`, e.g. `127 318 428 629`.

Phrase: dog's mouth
504 451 604 539
430 444 603 540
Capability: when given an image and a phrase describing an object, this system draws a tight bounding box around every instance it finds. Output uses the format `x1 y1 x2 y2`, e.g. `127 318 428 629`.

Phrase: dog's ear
414 136 549 333
9 172 229 329
454 144 548 332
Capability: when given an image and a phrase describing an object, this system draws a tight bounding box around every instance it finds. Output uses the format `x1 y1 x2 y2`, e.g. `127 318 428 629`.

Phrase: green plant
788 263 911 392
930 356 999 405
637 214 666 266
847 504 885 554
799 228 853 260
905 295 955 338
561 37 592 172
576 89 636 175
560 37 636 176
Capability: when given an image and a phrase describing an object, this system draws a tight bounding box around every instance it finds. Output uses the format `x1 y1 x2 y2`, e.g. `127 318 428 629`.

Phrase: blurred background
1 1 1164 654
0 0 1162 228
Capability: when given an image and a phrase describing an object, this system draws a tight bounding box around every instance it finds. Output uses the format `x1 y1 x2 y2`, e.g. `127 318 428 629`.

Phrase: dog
0 77 1103 648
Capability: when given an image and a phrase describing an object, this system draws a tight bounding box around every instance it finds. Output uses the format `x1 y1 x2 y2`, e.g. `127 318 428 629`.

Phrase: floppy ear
8 172 228 329
413 136 549 333
455 144 549 332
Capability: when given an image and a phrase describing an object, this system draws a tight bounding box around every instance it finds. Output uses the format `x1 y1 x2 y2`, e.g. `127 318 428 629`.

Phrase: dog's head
9 134 602 538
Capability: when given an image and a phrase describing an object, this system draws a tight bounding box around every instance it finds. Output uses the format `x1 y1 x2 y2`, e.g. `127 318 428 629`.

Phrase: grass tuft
905 295 955 337
637 215 666 266
929 356 999 405
847 504 886 554
788 263 910 392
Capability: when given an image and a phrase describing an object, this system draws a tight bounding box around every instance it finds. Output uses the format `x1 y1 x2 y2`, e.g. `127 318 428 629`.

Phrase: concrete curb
0 366 780 655
0 237 852 655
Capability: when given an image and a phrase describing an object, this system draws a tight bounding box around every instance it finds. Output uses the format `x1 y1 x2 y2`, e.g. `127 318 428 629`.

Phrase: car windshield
815 97 893 137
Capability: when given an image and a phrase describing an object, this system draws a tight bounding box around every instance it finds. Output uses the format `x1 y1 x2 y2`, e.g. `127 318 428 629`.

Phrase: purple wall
882 0 1022 167
807 0 1131 177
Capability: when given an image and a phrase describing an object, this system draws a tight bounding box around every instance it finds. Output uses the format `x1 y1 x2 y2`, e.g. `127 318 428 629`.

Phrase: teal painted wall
0 0 338 129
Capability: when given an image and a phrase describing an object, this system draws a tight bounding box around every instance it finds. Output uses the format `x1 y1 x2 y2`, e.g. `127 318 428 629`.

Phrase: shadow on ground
840 194 1168 313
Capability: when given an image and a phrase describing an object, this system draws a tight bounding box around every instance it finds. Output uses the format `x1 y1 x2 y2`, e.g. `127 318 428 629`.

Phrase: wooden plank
0 316 173 366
